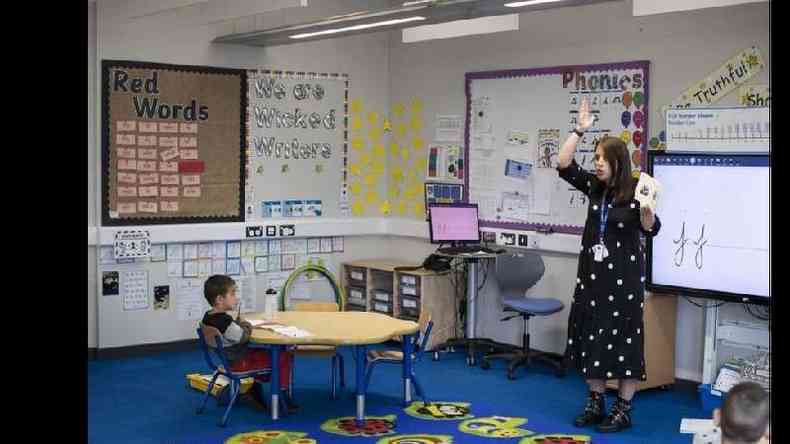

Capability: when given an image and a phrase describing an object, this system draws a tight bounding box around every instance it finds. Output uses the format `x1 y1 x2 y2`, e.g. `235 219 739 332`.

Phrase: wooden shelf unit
341 259 457 351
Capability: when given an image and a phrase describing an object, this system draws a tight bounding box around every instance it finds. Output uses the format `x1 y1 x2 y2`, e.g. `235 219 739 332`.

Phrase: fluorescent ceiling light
290 16 426 39
403 0 434 5
505 0 564 7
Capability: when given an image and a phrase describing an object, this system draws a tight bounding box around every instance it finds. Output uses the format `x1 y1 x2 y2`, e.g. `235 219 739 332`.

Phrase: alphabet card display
465 61 649 234
102 60 247 225
247 70 348 219
122 270 149 311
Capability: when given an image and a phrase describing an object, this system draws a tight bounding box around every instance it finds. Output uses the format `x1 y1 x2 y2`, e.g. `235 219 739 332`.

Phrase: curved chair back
197 324 231 371
293 301 339 312
494 252 545 300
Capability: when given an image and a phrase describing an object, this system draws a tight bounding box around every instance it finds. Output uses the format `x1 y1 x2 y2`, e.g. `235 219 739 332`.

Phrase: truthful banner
102 60 247 225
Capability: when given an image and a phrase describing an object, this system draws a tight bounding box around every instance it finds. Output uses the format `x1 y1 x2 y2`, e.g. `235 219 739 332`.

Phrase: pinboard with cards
101 60 247 225
464 61 650 234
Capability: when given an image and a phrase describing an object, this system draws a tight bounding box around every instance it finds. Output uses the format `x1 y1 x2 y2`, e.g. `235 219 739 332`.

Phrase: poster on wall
465 60 649 234
101 60 247 225
247 70 348 219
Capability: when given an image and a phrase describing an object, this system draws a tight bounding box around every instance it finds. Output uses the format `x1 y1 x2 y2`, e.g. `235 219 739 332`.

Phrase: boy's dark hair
204 275 236 307
720 381 769 443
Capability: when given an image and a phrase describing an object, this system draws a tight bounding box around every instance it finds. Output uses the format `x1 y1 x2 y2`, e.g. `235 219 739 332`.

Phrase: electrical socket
518 234 529 247
529 237 540 249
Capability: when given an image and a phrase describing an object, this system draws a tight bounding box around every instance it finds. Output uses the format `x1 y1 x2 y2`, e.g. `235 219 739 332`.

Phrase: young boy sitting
714 381 770 444
201 274 297 412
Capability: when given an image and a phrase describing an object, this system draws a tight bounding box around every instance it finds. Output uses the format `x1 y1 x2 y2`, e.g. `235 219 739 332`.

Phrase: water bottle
263 288 279 320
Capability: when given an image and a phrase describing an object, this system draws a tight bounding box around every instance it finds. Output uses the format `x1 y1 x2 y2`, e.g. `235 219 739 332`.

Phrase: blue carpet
88 346 704 443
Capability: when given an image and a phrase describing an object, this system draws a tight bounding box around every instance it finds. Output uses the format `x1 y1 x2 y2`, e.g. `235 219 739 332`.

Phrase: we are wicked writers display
101 60 247 225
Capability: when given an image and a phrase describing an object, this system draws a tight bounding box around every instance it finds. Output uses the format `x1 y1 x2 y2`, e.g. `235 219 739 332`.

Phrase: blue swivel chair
195 324 273 427
364 310 434 405
480 252 567 380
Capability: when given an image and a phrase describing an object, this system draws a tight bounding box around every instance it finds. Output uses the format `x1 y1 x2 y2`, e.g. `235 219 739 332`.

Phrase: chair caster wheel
480 360 491 370
433 352 440 361
466 356 476 366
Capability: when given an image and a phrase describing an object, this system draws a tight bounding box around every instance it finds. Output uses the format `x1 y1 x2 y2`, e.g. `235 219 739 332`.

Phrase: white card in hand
635 172 661 211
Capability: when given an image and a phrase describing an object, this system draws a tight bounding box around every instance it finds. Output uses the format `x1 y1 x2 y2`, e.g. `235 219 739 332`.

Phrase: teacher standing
556 98 661 433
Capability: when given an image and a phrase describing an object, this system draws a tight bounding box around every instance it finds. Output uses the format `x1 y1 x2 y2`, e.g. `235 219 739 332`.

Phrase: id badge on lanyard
592 194 609 262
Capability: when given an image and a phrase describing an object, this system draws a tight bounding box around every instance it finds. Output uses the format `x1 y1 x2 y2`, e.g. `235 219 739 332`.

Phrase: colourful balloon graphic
633 110 644 128
633 131 643 148
649 137 659 148
622 91 633 108
633 91 644 108
659 130 666 142
620 130 631 145
621 111 631 128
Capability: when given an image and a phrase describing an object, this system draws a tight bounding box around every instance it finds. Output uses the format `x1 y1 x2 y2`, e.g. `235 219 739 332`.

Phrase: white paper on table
122 270 149 311
680 419 716 434
307 238 321 254
198 242 212 258
100 246 116 264
183 243 198 260
226 241 241 258
176 278 207 321
332 236 344 252
212 242 226 259
531 168 555 215
167 261 183 278
167 243 183 262
320 238 333 253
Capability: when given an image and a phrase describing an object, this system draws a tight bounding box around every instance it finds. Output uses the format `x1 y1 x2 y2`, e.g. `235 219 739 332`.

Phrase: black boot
573 391 606 427
597 396 632 433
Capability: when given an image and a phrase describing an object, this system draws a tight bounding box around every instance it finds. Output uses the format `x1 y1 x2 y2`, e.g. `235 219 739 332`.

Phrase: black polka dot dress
557 160 661 381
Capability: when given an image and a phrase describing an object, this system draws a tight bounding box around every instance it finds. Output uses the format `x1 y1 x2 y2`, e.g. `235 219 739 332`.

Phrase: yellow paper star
373 143 386 158
368 111 379 126
350 99 363 114
364 174 378 187
372 160 386 175
411 97 423 114
390 142 401 157
379 200 392 215
365 190 380 205
351 137 365 151
351 115 363 131
359 153 372 166
413 201 425 218
369 126 383 142
349 162 362 176
352 200 365 216
401 148 410 162
393 103 405 118
415 157 427 173
396 122 408 138
391 167 404 183
350 181 362 195
383 119 392 132
396 200 408 215
389 186 401 199
411 117 423 132
412 136 425 151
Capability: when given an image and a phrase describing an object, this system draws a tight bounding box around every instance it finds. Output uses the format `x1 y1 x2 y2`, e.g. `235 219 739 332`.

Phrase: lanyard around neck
598 193 609 245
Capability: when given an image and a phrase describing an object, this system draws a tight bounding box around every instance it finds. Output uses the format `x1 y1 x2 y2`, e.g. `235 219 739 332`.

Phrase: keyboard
437 245 503 255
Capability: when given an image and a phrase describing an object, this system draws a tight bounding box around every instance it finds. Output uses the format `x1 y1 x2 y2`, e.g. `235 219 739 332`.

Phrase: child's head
714 381 770 444
204 275 238 311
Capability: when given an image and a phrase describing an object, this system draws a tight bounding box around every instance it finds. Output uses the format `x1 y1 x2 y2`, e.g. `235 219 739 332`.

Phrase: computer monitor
428 203 480 244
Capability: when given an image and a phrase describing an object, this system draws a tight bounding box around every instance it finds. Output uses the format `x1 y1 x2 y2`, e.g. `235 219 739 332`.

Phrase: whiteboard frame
464 60 651 235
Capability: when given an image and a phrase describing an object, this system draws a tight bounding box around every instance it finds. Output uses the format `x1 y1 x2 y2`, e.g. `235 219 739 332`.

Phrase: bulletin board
101 60 247 225
464 60 650 235
246 70 348 219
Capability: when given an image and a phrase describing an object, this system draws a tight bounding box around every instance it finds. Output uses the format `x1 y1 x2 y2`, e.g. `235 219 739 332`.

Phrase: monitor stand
431 252 512 366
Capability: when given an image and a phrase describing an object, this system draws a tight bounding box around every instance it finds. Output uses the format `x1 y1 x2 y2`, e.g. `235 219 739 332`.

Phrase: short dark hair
204 275 236 307
720 381 769 443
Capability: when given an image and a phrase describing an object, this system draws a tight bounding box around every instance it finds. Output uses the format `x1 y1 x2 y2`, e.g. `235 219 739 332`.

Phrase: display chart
465 61 650 234
666 107 770 152
647 152 770 304
101 60 247 225
246 70 348 219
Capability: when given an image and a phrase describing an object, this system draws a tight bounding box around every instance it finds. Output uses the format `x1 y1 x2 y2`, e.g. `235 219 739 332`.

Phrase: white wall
386 0 770 382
